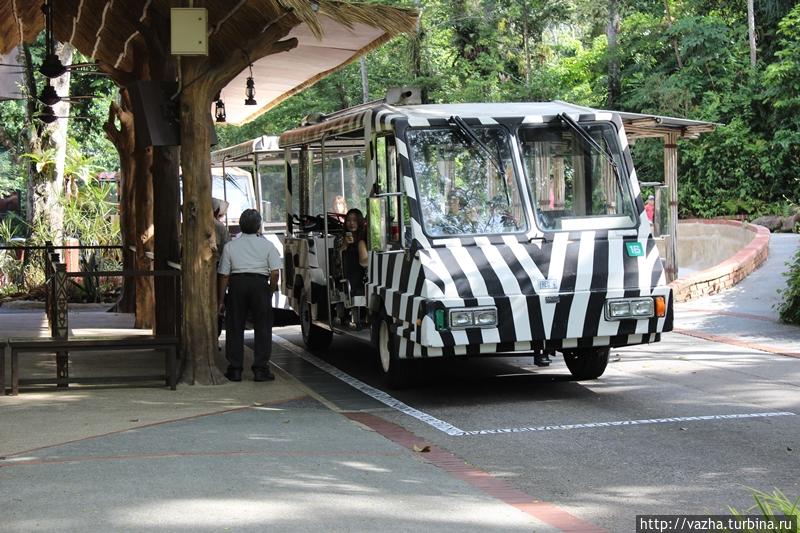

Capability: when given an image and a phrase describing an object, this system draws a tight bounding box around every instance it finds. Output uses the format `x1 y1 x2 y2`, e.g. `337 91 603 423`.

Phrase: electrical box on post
170 8 208 56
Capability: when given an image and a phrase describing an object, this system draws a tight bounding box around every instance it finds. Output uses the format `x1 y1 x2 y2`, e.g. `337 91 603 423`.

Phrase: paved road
267 233 800 532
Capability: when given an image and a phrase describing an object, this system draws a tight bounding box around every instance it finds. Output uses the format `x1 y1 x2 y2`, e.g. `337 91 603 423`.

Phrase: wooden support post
664 132 679 282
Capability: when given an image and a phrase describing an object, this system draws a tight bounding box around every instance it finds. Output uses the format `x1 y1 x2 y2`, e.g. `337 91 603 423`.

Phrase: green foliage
0 181 119 298
729 488 799 532
778 247 800 325
62 181 119 245
0 151 26 195
67 52 118 171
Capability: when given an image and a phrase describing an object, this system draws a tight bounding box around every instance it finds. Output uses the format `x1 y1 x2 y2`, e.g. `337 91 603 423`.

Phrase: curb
669 220 770 303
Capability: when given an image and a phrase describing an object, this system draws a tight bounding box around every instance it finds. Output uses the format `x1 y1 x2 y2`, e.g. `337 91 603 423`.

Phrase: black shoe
534 354 551 367
225 368 242 382
253 369 275 382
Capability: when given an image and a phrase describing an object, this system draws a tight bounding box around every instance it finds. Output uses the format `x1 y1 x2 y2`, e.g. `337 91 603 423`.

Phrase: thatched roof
0 0 417 123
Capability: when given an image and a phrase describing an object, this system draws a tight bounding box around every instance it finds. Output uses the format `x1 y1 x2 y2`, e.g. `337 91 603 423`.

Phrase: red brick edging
346 411 607 533
669 220 770 303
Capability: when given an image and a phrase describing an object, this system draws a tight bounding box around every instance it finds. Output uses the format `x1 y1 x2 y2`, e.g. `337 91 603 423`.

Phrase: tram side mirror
368 197 386 252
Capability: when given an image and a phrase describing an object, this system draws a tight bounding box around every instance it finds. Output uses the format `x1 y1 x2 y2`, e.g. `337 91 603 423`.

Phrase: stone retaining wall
669 220 770 303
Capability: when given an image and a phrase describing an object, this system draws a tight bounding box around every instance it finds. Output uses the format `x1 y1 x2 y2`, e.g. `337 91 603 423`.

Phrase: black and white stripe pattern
281 102 673 359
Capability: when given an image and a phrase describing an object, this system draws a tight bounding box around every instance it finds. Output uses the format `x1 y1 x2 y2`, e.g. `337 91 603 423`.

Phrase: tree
606 0 620 107
24 41 72 245
747 0 757 66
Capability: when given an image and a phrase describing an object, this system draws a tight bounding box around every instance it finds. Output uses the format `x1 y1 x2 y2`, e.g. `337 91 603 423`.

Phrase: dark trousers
225 274 273 372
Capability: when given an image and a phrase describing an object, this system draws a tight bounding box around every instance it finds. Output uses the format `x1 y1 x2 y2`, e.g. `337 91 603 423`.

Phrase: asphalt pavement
1 233 798 532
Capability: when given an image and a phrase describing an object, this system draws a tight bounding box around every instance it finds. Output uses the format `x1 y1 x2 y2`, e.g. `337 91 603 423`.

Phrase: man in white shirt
217 209 281 382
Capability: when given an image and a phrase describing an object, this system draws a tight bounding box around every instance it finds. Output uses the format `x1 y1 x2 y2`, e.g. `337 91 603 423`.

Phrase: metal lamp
215 98 226 122
244 64 256 105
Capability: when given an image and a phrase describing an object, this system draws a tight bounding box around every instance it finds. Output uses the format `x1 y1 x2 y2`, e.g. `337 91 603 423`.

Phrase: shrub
778 247 800 325
729 488 799 532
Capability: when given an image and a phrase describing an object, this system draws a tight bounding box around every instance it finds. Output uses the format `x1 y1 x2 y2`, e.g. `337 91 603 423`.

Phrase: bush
778 247 800 325
729 488 799 532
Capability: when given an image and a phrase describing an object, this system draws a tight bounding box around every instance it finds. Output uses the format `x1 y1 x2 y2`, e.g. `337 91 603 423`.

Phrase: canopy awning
217 15 395 125
0 1 417 125
556 101 719 140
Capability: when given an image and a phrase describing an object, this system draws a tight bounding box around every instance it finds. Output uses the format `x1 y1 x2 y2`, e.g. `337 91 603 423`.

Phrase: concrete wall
677 221 757 275
668 220 770 302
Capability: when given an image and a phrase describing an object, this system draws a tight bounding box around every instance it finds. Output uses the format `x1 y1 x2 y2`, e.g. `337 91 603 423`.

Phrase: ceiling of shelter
0 0 417 124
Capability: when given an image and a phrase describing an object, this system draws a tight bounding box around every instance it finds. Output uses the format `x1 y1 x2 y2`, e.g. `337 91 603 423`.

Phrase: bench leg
56 350 69 388
11 350 18 396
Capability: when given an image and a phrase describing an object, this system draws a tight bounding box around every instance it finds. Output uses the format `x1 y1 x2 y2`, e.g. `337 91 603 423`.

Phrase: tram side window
518 123 637 231
321 147 369 216
374 135 403 248
259 158 293 229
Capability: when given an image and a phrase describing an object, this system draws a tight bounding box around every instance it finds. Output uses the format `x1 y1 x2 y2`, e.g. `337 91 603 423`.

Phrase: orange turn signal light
654 296 666 317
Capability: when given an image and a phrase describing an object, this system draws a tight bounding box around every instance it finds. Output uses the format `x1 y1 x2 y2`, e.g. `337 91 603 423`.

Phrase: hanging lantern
215 98 227 123
244 64 256 105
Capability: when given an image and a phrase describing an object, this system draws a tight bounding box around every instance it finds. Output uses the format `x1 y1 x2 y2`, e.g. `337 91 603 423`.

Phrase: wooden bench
5 335 178 395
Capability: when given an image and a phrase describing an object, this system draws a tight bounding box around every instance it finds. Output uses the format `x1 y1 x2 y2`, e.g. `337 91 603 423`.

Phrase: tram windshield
518 122 637 231
407 125 527 237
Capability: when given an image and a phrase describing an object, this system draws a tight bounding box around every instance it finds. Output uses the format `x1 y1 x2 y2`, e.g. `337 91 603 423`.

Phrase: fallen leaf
413 444 431 453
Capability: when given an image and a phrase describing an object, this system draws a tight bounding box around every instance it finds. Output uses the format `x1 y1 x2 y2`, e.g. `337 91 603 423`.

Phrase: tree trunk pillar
133 144 154 328
179 59 223 385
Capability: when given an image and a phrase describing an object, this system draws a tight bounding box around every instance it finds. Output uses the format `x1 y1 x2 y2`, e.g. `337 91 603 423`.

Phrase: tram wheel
562 347 610 380
376 317 412 389
300 292 332 350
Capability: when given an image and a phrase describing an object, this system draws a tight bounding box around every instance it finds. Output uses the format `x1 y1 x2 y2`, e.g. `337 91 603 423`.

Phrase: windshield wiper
558 112 618 170
448 115 510 203
225 176 248 196
449 115 506 176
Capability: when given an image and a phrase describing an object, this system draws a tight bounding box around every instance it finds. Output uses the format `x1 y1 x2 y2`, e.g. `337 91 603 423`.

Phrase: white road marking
461 412 796 436
273 335 466 436
273 335 796 438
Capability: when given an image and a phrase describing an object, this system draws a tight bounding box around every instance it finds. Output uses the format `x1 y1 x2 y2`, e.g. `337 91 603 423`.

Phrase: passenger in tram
339 208 368 296
331 195 348 215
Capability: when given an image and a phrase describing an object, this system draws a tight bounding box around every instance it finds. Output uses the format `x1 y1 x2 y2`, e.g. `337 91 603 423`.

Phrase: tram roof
279 100 717 147
210 135 281 166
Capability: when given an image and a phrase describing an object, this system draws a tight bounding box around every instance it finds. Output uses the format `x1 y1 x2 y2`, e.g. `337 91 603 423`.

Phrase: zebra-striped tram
279 97 673 386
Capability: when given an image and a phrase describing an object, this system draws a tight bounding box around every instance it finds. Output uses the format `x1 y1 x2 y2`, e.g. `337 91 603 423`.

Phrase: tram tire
375 316 412 389
300 292 332 350
562 347 610 380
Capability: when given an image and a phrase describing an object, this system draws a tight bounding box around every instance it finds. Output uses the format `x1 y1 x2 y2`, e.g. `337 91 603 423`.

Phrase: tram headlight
447 307 498 329
474 309 497 326
605 297 659 320
631 299 654 316
607 301 631 318
449 310 474 328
